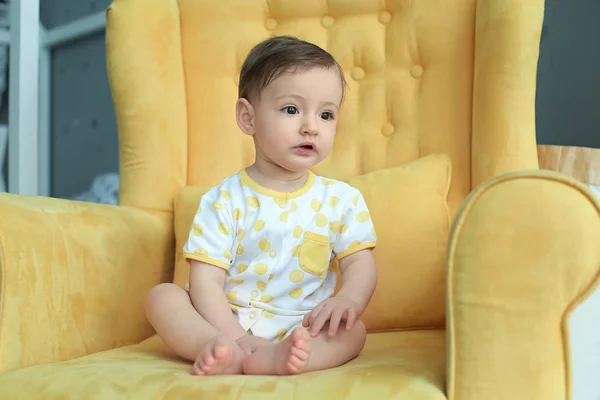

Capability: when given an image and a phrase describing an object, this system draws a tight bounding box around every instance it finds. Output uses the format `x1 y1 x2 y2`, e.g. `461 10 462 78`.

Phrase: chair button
351 67 365 80
265 18 278 31
251 290 258 298
411 65 424 78
381 123 395 137
321 15 334 28
379 11 392 24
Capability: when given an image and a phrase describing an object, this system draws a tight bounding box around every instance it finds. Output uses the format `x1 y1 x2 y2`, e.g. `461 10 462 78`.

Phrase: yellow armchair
0 0 598 399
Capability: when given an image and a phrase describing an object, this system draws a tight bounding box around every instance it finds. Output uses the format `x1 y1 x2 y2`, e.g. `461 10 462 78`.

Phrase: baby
145 36 378 376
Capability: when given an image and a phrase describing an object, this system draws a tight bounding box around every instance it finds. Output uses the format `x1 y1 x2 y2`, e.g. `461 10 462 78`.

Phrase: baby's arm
189 260 247 342
336 249 377 313
303 249 377 336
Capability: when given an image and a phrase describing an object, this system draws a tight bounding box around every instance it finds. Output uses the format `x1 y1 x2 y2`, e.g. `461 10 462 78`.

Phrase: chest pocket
298 232 330 276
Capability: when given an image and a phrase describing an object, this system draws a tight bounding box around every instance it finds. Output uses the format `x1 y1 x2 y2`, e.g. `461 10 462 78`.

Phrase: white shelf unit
1 1 106 196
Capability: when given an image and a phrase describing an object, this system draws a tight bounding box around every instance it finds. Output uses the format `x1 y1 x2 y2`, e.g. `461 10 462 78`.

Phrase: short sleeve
183 189 235 270
334 189 377 260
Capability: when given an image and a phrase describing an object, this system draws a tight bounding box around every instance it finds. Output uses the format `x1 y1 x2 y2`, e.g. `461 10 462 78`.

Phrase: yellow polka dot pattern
348 240 361 250
253 263 268 275
194 248 208 257
218 223 230 235
184 176 378 321
292 245 300 257
274 198 287 208
246 196 260 208
356 211 371 223
259 295 273 302
191 224 203 236
258 239 271 252
275 328 288 342
226 290 237 302
254 220 265 232
233 208 242 220
289 270 304 283
293 226 303 238
311 199 322 212
316 214 328 227
220 190 231 200
330 221 340 233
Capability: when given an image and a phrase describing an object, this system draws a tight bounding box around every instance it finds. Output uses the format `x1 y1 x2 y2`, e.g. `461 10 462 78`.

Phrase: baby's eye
320 111 334 121
282 106 298 115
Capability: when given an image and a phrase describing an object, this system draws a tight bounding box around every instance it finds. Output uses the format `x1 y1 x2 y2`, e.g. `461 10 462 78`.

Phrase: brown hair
238 36 347 102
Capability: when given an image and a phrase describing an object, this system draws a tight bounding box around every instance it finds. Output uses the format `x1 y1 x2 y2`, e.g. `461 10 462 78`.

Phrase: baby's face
251 67 343 173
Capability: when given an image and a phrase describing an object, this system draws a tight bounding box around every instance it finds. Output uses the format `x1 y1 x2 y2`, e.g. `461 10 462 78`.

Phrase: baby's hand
302 295 360 337
236 335 272 354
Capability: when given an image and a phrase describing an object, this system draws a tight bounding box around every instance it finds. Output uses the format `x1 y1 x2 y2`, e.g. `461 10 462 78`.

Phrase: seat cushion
0 330 447 400
173 154 451 331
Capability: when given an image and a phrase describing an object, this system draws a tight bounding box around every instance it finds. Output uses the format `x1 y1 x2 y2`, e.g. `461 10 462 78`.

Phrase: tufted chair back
106 0 543 216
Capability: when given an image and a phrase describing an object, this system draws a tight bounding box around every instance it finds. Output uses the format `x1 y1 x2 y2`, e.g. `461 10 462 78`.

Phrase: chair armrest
0 194 174 373
471 0 544 186
447 170 600 400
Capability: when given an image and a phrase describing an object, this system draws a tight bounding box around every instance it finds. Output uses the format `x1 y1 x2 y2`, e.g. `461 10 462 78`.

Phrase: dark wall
42 0 117 199
536 0 600 148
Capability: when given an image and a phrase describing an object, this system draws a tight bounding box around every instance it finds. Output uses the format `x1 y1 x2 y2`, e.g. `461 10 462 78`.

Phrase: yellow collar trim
239 169 314 200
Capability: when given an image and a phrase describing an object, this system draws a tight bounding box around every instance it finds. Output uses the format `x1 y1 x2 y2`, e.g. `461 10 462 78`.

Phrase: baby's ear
236 98 255 136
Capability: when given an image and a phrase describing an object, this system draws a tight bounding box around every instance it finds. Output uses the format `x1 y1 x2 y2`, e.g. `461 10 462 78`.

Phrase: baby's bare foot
192 336 245 376
277 326 312 374
243 326 312 375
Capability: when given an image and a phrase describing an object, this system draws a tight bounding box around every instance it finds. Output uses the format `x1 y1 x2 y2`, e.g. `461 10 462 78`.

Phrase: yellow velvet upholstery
0 194 173 373
447 171 600 399
1 0 599 399
0 331 446 399
108 0 542 216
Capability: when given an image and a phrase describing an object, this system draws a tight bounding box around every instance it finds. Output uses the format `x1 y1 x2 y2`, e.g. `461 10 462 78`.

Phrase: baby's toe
213 343 231 361
288 354 306 370
295 338 310 351
291 346 310 361
202 350 215 366
192 360 205 376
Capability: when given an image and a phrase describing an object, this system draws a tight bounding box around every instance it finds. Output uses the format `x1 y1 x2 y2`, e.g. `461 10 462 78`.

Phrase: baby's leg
145 283 245 375
243 320 366 375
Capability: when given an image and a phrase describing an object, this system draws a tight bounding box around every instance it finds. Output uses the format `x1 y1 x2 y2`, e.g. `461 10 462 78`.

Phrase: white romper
183 169 377 342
